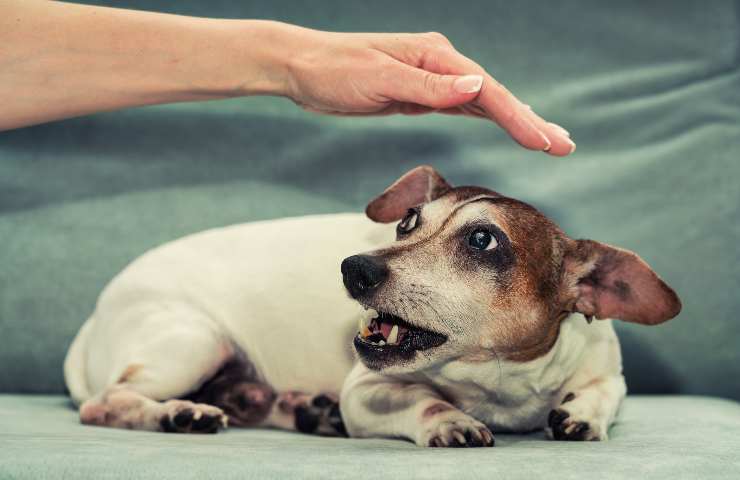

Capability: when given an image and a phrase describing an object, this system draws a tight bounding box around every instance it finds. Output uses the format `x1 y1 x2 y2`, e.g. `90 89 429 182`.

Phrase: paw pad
548 408 591 441
161 402 227 434
424 416 495 448
293 394 346 436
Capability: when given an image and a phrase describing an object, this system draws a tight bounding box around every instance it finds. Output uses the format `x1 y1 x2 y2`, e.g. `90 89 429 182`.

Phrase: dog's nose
341 255 389 299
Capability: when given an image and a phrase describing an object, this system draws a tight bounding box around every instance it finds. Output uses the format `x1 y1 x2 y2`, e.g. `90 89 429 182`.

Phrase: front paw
547 400 606 441
418 410 494 448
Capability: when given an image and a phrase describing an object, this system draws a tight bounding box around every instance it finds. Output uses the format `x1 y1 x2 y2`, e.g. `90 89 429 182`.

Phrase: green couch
1 1 739 478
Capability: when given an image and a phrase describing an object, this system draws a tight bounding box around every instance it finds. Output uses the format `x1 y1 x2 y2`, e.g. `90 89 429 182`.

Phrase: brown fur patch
469 197 570 362
184 358 275 427
422 403 453 419
116 364 143 384
565 239 681 325
366 166 451 223
363 168 679 372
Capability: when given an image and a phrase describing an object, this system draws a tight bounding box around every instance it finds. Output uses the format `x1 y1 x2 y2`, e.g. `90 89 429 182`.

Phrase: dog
64 165 681 446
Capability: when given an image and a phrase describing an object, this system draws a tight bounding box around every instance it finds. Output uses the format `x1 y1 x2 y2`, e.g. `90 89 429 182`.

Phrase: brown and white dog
64 166 681 447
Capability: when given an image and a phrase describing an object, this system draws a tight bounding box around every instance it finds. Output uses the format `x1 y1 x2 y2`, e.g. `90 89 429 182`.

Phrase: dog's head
342 166 681 373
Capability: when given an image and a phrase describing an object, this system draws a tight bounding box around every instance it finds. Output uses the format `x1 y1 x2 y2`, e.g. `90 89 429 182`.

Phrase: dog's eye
468 229 498 250
397 209 419 235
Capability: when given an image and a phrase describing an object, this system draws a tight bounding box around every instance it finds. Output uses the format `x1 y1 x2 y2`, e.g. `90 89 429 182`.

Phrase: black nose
341 255 389 299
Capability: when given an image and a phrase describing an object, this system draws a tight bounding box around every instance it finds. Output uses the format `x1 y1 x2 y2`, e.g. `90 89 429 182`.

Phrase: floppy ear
365 165 452 223
563 239 681 325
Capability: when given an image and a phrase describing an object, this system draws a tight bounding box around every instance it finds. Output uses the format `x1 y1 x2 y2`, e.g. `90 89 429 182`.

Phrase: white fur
65 212 625 444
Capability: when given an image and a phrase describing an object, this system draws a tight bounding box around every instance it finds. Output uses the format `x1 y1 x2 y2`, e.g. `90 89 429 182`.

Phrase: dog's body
65 167 679 446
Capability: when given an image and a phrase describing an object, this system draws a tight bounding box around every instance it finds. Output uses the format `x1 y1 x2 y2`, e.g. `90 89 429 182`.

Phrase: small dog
64 166 681 446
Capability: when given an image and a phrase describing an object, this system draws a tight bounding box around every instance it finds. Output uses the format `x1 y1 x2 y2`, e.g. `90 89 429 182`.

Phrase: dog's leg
546 328 627 441
546 374 627 441
189 379 347 436
174 352 346 436
79 311 233 433
340 364 494 447
80 385 228 433
184 358 278 428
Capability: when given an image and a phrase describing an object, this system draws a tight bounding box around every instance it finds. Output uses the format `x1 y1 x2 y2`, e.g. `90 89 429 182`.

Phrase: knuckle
421 72 442 99
424 31 451 45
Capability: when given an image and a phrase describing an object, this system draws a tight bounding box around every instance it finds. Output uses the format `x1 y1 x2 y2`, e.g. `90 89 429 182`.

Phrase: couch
1 1 739 478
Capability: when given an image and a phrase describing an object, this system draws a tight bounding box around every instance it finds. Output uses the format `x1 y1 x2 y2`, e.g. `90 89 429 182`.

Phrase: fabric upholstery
1 395 739 479
0 1 739 478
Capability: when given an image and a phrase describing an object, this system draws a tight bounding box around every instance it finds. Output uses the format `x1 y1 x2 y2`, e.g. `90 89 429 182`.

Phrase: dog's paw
217 382 276 426
277 392 347 436
418 410 494 448
546 394 606 441
160 400 228 434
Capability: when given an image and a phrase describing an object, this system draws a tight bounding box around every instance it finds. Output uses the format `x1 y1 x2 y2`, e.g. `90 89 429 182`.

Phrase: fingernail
453 75 483 94
549 122 571 138
541 133 552 152
568 139 577 154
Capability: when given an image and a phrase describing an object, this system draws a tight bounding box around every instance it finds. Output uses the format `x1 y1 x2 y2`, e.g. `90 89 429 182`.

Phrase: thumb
383 63 483 109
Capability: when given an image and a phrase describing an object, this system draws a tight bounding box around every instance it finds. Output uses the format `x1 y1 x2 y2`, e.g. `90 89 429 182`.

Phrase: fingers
379 61 484 110
420 46 576 155
474 77 553 152
518 104 576 156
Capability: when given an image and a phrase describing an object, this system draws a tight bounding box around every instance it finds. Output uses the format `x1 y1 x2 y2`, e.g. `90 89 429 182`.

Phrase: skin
0 0 575 155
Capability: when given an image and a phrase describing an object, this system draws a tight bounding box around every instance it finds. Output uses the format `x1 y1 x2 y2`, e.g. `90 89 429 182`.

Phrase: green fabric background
2 0 738 399
1 1 739 478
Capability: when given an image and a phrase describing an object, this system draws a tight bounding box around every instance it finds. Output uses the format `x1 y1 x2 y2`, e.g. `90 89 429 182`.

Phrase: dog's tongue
380 321 393 339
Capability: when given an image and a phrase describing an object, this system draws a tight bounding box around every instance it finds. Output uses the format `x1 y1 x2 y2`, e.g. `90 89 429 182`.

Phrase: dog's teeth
358 316 372 338
387 325 399 345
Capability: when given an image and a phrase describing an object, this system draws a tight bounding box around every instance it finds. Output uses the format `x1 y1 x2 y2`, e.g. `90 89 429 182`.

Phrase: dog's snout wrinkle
341 255 389 299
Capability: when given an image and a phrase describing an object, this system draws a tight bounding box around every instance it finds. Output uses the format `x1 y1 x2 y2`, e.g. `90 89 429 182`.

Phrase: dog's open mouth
354 310 447 366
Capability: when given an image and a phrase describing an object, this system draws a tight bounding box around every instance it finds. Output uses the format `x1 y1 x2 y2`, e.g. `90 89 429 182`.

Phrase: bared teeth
358 317 372 338
387 325 399 345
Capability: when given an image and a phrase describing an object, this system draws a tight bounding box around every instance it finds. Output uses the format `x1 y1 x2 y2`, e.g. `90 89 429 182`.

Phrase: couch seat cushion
1 395 738 479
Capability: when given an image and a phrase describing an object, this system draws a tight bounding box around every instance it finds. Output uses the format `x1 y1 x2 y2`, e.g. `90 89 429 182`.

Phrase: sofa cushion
1 395 738 479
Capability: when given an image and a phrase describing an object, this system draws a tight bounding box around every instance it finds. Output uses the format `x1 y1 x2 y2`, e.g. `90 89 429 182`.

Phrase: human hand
0 2 573 153
275 27 574 156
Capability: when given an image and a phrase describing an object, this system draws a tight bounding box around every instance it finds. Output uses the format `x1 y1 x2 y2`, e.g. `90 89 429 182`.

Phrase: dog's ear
366 166 451 223
563 239 681 325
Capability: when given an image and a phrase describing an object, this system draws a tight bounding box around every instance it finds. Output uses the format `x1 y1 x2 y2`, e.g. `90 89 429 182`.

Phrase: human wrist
197 19 301 99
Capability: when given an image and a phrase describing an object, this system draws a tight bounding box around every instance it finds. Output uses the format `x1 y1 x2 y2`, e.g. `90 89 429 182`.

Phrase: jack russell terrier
64 166 681 447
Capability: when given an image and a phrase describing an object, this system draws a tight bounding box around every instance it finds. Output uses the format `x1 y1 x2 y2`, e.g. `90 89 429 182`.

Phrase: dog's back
64 213 392 404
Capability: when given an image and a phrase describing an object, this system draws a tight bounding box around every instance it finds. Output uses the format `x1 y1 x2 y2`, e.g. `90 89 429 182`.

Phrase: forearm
340 365 494 447
1 1 575 153
0 1 291 131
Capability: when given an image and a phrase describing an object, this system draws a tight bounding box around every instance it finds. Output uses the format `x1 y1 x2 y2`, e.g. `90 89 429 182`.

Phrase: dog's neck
415 314 591 404
499 309 572 363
